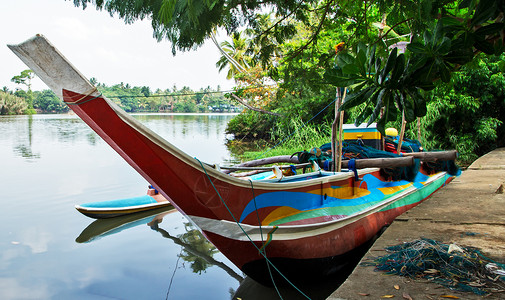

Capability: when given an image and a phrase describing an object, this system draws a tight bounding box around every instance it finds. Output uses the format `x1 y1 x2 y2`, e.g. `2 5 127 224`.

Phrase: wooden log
341 156 414 169
402 150 457 162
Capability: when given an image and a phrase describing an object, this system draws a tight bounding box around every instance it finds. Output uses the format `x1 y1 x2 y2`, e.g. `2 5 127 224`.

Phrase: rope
196 159 310 299
166 249 182 300
253 97 338 160
65 87 99 105
249 179 283 298
348 158 359 181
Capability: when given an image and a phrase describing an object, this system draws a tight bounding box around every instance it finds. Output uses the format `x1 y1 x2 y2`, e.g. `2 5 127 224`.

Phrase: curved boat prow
8 34 97 100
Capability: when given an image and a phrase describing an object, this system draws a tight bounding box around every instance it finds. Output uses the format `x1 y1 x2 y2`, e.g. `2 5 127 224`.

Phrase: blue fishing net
364 238 505 296
296 141 420 181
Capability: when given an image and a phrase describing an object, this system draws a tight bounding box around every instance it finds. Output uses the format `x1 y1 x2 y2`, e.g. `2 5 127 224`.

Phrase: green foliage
226 110 276 140
238 117 332 160
0 91 28 115
97 83 237 113
11 69 34 89
325 1 505 133
33 90 69 113
419 54 505 164
178 223 218 274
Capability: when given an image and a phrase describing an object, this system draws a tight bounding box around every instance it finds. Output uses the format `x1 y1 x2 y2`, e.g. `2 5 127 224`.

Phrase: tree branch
372 18 414 45
288 0 334 59
230 93 283 116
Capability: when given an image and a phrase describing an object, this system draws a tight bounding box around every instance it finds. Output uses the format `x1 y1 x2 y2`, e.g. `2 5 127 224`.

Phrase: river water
0 113 348 300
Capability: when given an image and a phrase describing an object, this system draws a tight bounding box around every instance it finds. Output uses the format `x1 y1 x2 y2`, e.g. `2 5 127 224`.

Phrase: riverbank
329 148 505 299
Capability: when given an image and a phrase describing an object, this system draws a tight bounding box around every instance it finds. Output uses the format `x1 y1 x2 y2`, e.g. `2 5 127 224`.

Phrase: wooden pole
417 117 421 140
397 111 406 154
331 89 340 171
337 88 347 172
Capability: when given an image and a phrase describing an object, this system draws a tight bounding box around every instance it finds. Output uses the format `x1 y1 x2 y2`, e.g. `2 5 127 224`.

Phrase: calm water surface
0 113 345 300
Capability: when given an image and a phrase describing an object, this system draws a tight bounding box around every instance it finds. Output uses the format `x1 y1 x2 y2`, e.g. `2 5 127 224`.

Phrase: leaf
403 96 416 122
458 0 473 9
440 295 459 299
342 63 361 75
394 284 400 290
337 53 356 67
368 44 377 75
381 295 395 298
389 54 405 84
381 48 398 81
158 0 177 25
436 37 452 55
358 292 370 296
474 39 496 54
439 63 451 83
474 23 505 37
368 89 387 126
423 30 433 46
355 105 373 127
419 0 432 20
324 68 363 87
411 89 427 117
407 41 426 54
471 0 498 26
340 86 376 111
402 292 413 300
356 41 368 67
384 93 398 122
375 57 382 82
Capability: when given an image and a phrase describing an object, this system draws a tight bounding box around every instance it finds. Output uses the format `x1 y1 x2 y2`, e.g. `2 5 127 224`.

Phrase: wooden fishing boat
75 188 171 219
9 35 459 283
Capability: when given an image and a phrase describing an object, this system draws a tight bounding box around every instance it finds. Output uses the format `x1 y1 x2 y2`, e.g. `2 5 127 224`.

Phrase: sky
0 0 235 92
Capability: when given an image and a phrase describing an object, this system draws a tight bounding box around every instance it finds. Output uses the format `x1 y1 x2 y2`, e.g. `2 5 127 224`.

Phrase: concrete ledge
329 148 505 300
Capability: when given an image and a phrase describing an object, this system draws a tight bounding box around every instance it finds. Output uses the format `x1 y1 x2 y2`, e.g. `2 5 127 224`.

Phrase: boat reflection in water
76 206 372 300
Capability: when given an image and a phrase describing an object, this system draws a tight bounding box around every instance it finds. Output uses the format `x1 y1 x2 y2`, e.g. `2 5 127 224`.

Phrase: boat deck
329 148 505 299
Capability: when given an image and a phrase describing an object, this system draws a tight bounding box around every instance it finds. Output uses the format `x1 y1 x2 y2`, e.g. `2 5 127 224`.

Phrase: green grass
239 118 333 161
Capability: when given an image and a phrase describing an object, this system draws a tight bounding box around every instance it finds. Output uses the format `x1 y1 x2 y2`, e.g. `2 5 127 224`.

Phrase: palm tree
214 32 251 80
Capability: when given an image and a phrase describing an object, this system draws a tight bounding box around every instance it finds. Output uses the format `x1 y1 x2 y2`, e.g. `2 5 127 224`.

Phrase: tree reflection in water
148 217 244 283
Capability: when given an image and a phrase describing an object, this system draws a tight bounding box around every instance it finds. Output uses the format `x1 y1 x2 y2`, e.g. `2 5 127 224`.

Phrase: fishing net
365 238 505 295
296 141 420 181
295 139 460 179
384 136 422 153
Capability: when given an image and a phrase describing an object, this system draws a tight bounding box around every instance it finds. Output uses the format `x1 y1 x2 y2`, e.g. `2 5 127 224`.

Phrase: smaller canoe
76 206 176 243
75 188 171 219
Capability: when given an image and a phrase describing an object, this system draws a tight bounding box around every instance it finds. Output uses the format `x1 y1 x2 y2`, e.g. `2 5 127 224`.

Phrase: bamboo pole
397 111 407 154
337 88 347 172
331 89 340 172
417 117 422 142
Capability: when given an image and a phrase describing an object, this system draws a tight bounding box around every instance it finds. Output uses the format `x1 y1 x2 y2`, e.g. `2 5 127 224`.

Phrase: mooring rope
65 87 100 105
196 159 311 299
248 179 283 298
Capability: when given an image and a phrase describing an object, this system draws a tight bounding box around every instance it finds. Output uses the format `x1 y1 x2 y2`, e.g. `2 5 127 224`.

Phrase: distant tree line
1 78 242 115
94 79 242 113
